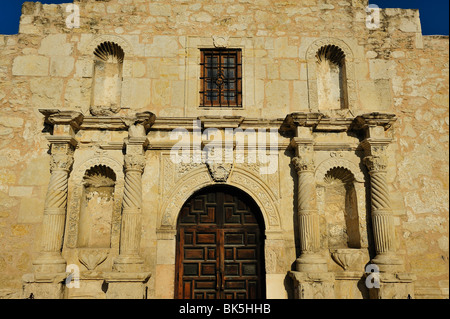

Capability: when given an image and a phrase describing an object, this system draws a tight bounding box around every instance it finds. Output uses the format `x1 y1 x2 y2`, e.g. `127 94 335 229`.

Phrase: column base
289 271 335 299
32 252 67 273
104 272 151 299
113 255 144 273
371 252 404 273
296 253 328 273
22 272 68 299
366 272 416 299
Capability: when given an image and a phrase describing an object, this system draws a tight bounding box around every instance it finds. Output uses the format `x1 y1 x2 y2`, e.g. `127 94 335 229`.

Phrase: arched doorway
175 185 266 299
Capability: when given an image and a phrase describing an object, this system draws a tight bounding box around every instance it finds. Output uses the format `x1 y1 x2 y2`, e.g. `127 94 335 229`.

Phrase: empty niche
78 165 116 248
90 42 125 116
323 167 360 249
316 45 348 110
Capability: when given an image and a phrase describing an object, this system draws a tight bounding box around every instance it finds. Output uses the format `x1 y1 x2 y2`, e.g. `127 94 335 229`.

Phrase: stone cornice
352 112 397 131
39 109 84 132
285 112 355 132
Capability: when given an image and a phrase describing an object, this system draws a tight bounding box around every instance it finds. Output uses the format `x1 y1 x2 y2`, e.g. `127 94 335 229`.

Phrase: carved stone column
114 112 154 273
362 140 404 273
285 113 334 299
33 110 83 274
355 113 404 273
292 143 327 273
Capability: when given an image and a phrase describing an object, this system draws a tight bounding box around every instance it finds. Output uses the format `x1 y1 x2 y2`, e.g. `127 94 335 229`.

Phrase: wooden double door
175 186 265 299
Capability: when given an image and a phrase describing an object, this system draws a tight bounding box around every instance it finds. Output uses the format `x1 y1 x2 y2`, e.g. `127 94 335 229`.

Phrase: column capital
124 154 146 173
50 153 75 173
360 138 393 155
292 156 315 173
363 155 388 173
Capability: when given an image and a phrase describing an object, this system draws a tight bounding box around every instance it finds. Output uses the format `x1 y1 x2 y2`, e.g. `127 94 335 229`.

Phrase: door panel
176 187 265 299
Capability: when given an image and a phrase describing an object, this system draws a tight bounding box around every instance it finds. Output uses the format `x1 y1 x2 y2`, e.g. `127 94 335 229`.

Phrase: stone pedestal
104 272 151 299
289 271 335 299
22 273 67 299
366 272 416 299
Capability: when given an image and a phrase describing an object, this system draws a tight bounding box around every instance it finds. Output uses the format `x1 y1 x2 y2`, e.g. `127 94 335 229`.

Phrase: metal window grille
200 49 242 107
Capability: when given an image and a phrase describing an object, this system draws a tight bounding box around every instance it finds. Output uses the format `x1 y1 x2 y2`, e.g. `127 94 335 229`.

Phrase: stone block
280 60 300 80
9 186 33 197
30 78 64 108
50 56 75 77
0 117 24 128
38 34 73 56
12 56 49 76
145 36 179 57
18 197 44 224
121 78 151 110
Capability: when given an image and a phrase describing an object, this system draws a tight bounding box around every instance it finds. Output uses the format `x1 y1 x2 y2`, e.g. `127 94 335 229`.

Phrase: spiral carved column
33 145 75 273
292 152 327 273
114 151 147 272
364 154 403 272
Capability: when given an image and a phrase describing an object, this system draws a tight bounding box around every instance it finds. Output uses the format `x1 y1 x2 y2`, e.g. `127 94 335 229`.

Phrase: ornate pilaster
33 110 83 274
114 112 154 273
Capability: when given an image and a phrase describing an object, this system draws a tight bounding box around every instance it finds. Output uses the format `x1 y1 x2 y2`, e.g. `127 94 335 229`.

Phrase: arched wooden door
175 185 266 299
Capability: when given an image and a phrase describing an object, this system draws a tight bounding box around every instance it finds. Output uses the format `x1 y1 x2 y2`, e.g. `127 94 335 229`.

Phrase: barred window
200 49 242 107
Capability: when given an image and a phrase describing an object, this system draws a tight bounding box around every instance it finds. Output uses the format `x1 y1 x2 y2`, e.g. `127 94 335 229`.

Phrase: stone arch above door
159 166 282 233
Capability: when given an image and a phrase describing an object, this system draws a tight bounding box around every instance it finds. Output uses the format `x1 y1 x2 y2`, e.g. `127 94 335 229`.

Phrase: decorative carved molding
78 250 109 271
206 162 233 182
315 157 365 183
306 38 354 61
83 165 116 188
84 35 134 58
159 166 281 231
331 249 361 271
212 36 230 48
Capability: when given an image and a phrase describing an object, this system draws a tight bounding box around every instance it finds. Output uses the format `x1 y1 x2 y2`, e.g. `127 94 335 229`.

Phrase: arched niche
306 38 357 112
66 156 124 250
316 45 348 110
90 41 125 116
315 158 368 249
77 165 116 248
322 167 360 249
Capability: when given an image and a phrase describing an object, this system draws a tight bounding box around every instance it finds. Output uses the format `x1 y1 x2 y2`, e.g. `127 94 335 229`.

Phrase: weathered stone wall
0 0 448 298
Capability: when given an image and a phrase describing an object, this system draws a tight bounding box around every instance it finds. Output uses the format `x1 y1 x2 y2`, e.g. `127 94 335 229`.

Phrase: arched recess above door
158 166 282 233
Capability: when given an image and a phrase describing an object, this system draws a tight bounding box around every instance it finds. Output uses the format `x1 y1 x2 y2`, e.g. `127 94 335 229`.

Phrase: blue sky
0 0 448 36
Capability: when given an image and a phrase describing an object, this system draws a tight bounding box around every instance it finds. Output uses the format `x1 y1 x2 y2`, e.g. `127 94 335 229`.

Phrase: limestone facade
0 0 448 299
